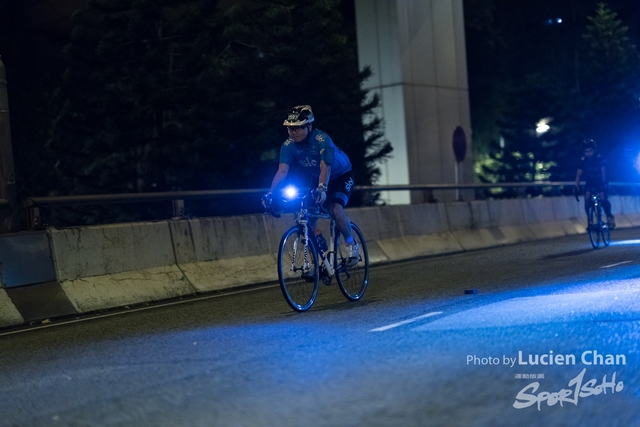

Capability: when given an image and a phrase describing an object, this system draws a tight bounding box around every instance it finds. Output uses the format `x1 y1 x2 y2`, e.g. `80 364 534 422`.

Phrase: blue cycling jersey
279 128 352 179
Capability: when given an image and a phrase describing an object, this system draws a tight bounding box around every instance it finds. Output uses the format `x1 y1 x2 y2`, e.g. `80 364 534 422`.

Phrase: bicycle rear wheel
278 226 319 312
587 205 600 248
335 223 369 301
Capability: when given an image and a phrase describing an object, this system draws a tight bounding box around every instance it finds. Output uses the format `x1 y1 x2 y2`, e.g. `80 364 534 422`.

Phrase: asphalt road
2 228 640 426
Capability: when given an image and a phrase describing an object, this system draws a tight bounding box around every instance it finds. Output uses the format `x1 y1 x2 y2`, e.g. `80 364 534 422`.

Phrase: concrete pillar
355 0 472 204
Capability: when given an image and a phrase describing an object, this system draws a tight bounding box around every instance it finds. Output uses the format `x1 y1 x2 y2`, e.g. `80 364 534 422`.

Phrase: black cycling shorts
584 181 606 194
326 170 355 207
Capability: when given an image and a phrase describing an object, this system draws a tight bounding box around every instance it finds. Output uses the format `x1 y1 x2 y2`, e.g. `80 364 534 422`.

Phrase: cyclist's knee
327 202 341 217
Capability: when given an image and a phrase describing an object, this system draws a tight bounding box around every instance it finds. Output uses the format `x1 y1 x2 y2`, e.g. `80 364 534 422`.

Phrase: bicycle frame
293 194 336 277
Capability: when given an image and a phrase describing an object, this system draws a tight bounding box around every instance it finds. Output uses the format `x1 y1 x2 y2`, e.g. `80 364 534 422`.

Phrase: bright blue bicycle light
283 185 299 200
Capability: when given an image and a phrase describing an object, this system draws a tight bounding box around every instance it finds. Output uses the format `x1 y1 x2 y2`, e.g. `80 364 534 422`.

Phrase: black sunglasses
287 125 309 132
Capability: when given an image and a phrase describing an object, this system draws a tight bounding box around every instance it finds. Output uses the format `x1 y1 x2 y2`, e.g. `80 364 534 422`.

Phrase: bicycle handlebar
284 189 330 215
263 188 330 218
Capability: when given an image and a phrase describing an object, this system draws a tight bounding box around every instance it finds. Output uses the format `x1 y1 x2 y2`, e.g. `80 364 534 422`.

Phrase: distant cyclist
263 105 359 265
574 139 615 228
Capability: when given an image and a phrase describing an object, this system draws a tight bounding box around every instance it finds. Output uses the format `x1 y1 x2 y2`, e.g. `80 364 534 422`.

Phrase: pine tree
577 2 640 181
477 74 570 196
48 0 238 222
476 2 640 190
50 0 226 197
49 0 390 223
581 3 640 100
213 0 391 196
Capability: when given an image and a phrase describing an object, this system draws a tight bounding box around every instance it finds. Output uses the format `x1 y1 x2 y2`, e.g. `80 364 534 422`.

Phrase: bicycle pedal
344 256 360 268
321 275 333 286
301 271 315 282
338 270 351 281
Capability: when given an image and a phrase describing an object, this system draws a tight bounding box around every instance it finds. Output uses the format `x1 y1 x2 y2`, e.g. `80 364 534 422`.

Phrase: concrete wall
2 195 639 328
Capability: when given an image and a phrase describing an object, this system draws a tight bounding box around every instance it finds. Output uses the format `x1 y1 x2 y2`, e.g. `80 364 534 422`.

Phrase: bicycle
575 188 611 248
267 186 370 312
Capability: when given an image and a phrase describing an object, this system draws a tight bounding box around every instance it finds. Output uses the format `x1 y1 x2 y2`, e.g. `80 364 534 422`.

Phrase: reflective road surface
2 228 640 426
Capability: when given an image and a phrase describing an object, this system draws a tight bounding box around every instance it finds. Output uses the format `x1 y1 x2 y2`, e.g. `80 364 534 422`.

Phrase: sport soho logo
466 350 627 411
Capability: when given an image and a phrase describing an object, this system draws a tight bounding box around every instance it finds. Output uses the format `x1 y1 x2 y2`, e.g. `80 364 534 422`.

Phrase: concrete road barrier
49 222 196 313
0 289 24 327
0 195 637 328
169 215 284 293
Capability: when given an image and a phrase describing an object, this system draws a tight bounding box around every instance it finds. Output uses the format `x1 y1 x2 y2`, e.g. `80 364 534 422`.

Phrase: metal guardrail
22 188 268 229
14 181 640 229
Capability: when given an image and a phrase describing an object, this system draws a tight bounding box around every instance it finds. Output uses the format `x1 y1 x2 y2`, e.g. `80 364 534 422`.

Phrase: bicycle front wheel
335 223 369 301
587 205 600 248
278 226 319 312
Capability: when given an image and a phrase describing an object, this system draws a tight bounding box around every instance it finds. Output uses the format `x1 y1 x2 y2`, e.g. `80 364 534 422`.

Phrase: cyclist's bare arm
575 169 582 187
319 161 331 187
270 163 290 193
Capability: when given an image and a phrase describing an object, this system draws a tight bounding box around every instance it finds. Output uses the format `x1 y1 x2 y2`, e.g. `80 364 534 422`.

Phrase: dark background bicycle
575 186 611 248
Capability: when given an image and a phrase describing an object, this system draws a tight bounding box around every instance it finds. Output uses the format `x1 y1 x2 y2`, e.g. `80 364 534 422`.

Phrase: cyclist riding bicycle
263 105 359 266
574 138 615 228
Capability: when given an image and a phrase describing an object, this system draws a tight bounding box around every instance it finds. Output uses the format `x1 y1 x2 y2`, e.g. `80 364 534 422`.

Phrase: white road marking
370 311 443 332
600 261 632 269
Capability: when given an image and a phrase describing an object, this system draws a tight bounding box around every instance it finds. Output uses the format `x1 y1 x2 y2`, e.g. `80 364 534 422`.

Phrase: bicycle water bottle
315 229 328 252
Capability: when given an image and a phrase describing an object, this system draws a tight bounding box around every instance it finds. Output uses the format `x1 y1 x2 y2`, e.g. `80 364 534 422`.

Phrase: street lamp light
536 118 551 135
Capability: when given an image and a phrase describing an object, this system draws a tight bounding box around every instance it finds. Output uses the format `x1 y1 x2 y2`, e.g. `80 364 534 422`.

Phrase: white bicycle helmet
283 105 314 126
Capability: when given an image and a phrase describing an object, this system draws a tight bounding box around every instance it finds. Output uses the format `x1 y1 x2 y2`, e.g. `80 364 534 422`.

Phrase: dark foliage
214 0 391 199
43 0 390 224
467 0 640 196
0 1 66 204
